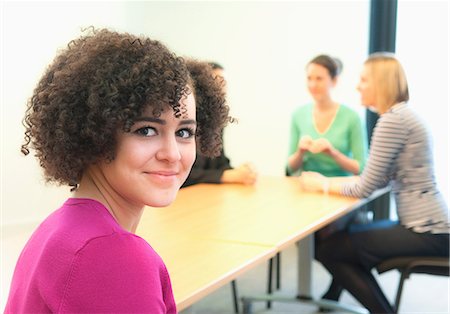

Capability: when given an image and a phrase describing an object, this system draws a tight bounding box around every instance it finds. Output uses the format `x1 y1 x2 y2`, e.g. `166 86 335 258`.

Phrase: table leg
241 236 368 314
297 235 314 299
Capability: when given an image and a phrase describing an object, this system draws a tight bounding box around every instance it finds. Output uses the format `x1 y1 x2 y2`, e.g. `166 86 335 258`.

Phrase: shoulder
338 105 361 120
24 199 123 270
60 233 173 311
375 108 409 139
41 199 124 252
47 199 166 281
293 104 312 115
76 232 163 271
390 102 422 125
335 105 363 129
379 106 408 127
291 104 312 121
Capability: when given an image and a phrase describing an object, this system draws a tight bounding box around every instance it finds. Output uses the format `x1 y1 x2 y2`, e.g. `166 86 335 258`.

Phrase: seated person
4 29 230 312
300 53 449 313
287 54 367 303
183 62 257 187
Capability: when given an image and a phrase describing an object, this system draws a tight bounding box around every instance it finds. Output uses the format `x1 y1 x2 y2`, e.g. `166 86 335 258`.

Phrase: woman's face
98 92 197 208
306 63 336 102
357 65 377 111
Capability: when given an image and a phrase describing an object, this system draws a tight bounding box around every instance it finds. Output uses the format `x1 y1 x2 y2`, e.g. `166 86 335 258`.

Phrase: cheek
117 140 156 169
365 88 375 103
317 81 328 91
181 143 196 168
360 86 368 98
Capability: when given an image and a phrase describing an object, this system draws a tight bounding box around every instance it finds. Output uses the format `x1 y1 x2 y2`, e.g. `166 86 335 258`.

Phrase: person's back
6 198 176 313
374 104 447 232
391 104 436 192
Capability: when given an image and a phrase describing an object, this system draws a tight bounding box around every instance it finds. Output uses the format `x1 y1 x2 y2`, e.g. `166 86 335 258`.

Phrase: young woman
287 54 366 177
300 53 449 313
287 54 367 303
5 28 230 313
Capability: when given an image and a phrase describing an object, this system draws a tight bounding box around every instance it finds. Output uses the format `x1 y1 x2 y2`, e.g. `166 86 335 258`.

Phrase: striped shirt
342 103 449 234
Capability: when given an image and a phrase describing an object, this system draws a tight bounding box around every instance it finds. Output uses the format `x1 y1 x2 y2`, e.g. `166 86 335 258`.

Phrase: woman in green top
287 55 367 304
287 55 366 177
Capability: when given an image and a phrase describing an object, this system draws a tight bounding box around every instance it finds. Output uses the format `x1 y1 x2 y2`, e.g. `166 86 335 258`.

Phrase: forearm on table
325 176 359 195
329 148 360 175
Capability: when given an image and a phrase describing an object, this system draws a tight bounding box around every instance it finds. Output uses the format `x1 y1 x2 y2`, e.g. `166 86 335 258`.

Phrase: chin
368 106 378 113
147 198 176 208
147 189 179 208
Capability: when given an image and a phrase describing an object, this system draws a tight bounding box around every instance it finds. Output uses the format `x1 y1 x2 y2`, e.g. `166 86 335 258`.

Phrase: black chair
376 256 449 313
265 207 370 309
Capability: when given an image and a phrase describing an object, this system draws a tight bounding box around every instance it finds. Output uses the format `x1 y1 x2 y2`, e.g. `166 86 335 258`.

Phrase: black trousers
315 220 449 313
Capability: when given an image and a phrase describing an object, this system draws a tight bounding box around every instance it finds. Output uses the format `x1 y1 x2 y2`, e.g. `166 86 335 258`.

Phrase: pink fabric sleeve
58 233 176 313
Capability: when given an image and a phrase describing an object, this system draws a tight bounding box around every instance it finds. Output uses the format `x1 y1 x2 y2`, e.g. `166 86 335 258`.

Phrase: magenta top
5 198 177 313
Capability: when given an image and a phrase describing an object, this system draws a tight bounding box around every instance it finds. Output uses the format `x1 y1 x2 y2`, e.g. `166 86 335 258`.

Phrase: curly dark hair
185 59 231 156
21 28 229 187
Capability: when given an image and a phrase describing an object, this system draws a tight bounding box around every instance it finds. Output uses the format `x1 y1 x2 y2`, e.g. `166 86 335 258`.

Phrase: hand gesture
309 138 332 154
298 135 313 153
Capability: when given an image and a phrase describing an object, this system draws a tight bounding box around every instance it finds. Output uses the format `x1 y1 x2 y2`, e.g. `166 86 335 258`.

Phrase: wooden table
136 234 275 311
136 176 384 312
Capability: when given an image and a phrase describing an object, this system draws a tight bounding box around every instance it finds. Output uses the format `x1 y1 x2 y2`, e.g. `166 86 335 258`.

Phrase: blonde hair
365 52 409 114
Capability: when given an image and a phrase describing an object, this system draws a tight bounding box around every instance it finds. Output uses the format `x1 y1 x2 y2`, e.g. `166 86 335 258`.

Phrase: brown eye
135 127 157 137
176 128 195 139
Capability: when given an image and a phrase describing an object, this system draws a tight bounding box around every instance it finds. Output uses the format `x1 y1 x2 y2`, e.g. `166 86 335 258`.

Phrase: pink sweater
5 198 177 313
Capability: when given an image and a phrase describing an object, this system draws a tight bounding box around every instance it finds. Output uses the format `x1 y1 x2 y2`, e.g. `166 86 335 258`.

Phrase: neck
73 167 144 233
314 97 338 111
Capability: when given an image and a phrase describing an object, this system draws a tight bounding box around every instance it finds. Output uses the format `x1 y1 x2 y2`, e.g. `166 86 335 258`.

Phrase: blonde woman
301 53 449 313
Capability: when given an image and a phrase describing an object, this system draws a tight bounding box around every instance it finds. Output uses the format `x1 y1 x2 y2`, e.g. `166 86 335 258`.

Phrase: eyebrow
180 119 197 126
134 117 197 126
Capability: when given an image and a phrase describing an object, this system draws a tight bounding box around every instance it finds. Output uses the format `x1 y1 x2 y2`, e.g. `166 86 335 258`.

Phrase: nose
155 136 181 163
308 80 318 91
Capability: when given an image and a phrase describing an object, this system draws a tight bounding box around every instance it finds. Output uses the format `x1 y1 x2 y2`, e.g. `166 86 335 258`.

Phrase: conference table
136 176 387 312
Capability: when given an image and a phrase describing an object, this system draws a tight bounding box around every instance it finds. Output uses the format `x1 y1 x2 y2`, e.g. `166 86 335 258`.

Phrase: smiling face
306 63 336 102
97 92 197 208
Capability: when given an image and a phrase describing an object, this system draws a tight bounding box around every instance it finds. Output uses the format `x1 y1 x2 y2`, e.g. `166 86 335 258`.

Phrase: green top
287 104 367 177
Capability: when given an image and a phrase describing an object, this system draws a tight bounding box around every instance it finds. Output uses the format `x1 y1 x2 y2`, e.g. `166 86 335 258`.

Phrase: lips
144 170 179 186
147 171 178 176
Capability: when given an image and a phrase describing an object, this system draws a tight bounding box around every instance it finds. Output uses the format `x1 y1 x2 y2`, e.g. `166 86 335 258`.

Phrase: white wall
119 1 371 177
397 0 449 203
1 2 128 226
1 1 370 226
